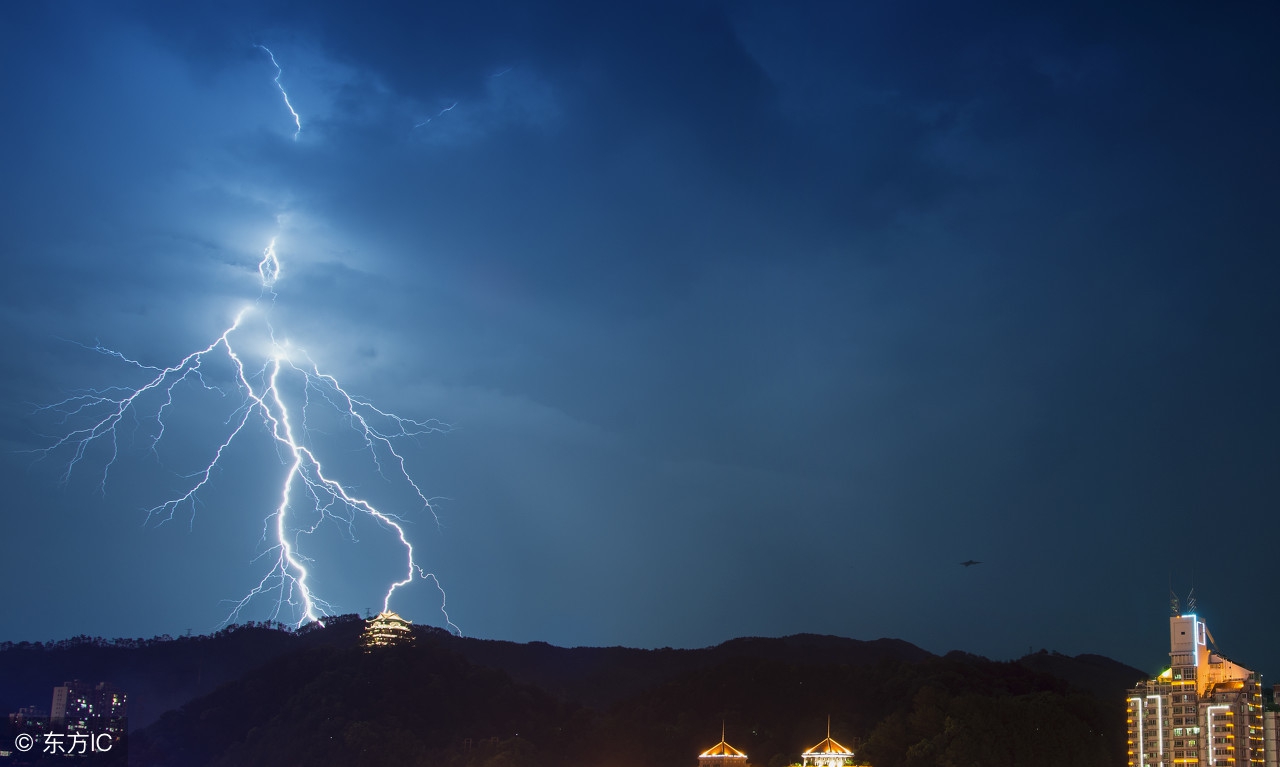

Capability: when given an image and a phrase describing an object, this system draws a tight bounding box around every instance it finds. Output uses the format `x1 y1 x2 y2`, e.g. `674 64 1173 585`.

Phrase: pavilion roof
803 737 853 756
368 610 412 626
700 741 747 758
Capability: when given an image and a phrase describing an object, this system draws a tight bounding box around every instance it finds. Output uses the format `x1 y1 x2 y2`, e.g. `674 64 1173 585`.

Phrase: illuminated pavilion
699 725 748 767
360 610 415 651
802 720 858 767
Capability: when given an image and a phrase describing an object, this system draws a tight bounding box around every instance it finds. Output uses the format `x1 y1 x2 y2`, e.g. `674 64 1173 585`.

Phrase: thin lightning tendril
414 102 458 130
255 44 301 140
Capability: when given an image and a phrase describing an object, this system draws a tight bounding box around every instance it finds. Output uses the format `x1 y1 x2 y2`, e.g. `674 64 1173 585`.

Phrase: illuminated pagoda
699 724 748 767
361 610 415 651
802 719 860 767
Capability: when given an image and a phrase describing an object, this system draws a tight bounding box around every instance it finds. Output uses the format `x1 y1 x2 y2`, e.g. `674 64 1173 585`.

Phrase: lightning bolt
33 237 460 634
413 102 458 129
255 44 302 140
259 237 281 290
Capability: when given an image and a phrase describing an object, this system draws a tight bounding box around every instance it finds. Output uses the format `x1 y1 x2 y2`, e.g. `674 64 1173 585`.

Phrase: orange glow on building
360 610 415 651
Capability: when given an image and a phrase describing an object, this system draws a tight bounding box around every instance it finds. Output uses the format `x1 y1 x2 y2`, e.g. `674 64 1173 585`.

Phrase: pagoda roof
803 737 853 756
368 610 412 624
700 741 747 758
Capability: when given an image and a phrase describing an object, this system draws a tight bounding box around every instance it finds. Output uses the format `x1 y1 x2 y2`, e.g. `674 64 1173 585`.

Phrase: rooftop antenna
1186 588 1196 614
1169 584 1180 617
827 714 831 739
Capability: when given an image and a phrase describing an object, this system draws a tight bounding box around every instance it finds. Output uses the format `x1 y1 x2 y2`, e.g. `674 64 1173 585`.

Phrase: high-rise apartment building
49 680 127 735
1127 613 1264 766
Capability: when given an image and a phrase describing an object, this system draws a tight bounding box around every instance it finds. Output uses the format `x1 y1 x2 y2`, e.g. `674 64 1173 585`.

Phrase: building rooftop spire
699 724 747 761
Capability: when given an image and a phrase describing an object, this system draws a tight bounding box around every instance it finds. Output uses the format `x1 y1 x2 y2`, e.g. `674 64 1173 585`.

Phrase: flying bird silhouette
960 560 983 567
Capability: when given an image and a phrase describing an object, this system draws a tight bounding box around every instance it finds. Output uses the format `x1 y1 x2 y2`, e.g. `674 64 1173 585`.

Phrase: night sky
1 1 1276 678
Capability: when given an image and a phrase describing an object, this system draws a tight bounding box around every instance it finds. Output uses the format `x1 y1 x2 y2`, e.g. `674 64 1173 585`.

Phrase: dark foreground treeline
0 620 339 728
1 618 1143 767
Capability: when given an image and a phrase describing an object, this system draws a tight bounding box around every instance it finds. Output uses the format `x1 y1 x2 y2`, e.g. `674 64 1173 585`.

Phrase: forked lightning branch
35 236 456 633
30 46 459 634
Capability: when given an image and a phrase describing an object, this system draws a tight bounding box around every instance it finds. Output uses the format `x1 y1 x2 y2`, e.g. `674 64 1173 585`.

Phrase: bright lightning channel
255 44 302 140
260 236 281 289
34 238 459 634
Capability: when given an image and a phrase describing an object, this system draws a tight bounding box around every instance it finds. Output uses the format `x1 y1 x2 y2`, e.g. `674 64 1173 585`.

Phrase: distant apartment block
1127 612 1264 766
7 705 47 729
50 680 128 735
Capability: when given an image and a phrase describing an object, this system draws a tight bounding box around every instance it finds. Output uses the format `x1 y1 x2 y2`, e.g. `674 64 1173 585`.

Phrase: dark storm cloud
1 0 1276 674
